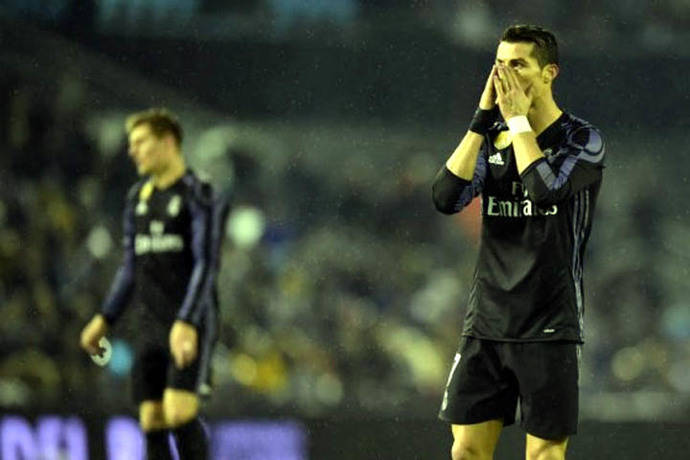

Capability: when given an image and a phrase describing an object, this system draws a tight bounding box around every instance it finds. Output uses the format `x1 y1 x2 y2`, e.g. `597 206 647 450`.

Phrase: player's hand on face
170 320 198 369
80 315 108 356
478 65 498 110
493 64 531 120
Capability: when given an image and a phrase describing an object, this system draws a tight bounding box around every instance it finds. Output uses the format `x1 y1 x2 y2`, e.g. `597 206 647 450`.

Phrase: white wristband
506 116 532 135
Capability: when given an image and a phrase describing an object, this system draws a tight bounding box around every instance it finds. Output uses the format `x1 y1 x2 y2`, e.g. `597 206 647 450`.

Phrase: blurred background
1 1 689 458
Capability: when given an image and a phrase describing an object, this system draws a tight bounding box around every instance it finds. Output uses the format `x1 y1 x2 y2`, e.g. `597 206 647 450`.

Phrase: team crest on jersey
493 130 512 150
167 195 182 217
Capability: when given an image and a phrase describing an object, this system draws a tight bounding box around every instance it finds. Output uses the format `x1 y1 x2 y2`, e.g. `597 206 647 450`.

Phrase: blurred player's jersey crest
493 130 512 150
167 195 182 216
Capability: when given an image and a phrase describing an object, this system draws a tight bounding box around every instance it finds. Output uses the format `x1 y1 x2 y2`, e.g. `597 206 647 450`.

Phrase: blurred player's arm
80 198 136 355
170 183 214 368
433 67 497 214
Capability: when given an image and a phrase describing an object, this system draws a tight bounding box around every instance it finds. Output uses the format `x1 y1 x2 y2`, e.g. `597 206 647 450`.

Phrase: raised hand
493 64 532 120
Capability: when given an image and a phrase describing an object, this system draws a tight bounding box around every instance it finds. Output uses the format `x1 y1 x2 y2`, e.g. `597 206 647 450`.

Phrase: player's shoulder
562 112 601 134
125 179 151 203
180 170 215 205
562 113 604 155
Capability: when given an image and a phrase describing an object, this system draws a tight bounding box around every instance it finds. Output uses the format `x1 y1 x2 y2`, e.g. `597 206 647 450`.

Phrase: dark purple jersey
101 171 228 330
433 112 605 342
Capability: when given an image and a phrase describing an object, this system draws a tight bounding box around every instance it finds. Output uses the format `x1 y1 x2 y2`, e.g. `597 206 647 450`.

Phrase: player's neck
152 155 186 190
527 94 562 136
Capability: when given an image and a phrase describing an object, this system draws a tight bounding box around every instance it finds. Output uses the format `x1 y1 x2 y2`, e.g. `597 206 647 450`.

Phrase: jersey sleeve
520 126 605 207
432 142 488 215
176 182 215 327
101 194 137 325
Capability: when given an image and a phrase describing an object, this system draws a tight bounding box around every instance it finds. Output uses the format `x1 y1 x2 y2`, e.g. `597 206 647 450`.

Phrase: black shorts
438 337 580 440
130 319 215 405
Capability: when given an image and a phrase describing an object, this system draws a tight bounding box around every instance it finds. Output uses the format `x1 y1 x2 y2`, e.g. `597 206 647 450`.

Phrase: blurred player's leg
451 420 502 460
525 434 568 460
139 401 172 460
164 388 208 459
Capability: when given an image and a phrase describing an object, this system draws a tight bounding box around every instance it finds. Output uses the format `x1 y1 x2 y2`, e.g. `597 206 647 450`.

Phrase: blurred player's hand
478 65 498 110
170 320 198 369
80 315 109 356
494 64 531 119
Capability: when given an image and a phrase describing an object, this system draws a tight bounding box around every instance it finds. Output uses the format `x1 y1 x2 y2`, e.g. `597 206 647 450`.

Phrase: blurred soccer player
80 108 228 459
432 25 605 460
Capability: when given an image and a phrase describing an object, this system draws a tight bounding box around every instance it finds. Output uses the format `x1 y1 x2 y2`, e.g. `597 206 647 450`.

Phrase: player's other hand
80 314 109 356
493 64 532 120
170 320 198 369
478 65 498 110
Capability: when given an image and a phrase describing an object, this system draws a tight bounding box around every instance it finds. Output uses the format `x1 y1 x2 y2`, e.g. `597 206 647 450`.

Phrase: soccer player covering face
80 109 228 459
432 25 605 460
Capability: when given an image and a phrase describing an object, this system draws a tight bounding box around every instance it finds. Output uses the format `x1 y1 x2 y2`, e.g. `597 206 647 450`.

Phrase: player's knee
139 402 167 432
451 440 490 460
163 395 199 427
526 440 567 460
526 452 565 460
526 451 565 460
163 403 198 427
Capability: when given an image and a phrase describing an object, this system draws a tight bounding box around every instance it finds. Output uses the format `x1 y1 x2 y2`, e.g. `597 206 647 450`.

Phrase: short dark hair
125 108 183 146
501 25 558 68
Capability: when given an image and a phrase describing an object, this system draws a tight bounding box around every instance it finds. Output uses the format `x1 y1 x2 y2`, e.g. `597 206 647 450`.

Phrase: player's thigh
166 327 212 394
512 342 579 440
163 387 199 427
440 337 519 427
139 400 167 431
451 421 503 460
525 433 568 460
162 327 211 426
132 345 169 406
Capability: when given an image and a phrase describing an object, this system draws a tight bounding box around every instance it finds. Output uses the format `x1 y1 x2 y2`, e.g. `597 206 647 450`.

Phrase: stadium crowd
4 0 690 53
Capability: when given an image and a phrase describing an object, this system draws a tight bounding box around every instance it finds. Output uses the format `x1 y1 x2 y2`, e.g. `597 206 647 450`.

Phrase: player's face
495 41 555 102
128 124 168 176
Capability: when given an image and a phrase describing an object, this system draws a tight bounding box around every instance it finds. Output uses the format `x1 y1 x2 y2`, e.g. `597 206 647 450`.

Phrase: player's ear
163 133 176 150
542 64 559 84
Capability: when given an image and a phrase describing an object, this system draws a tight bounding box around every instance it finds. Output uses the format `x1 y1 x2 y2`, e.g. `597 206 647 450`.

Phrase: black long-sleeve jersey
101 171 229 331
433 112 605 342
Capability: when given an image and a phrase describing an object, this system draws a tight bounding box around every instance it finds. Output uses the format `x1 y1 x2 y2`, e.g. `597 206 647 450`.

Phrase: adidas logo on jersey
488 152 505 165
